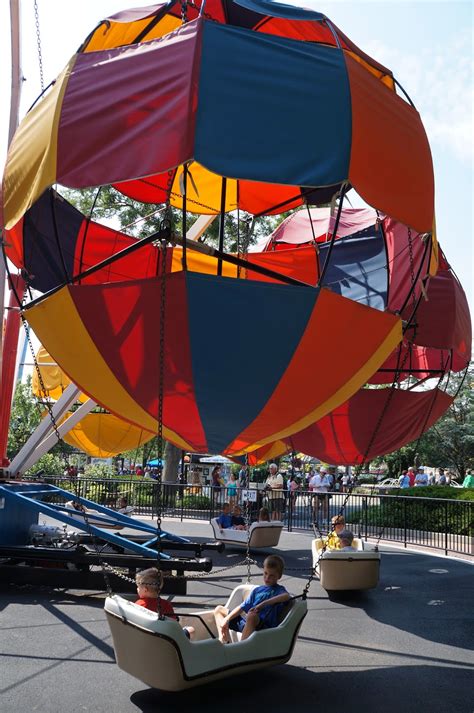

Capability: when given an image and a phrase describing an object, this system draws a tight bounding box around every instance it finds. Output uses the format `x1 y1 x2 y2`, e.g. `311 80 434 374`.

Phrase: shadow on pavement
130 663 472 713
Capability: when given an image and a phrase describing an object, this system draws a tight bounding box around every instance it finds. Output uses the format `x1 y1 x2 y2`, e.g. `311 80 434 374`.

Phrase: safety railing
32 476 473 557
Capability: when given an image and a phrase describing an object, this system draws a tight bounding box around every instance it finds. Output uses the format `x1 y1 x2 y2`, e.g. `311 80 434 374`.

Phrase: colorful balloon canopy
3 0 453 460
2 0 433 232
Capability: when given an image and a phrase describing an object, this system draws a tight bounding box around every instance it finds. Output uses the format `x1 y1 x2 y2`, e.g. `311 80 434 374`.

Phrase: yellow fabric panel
32 346 88 403
3 59 75 230
235 315 403 454
25 288 194 451
346 50 395 90
170 163 238 214
170 248 238 277
429 218 439 276
63 413 154 458
84 15 181 52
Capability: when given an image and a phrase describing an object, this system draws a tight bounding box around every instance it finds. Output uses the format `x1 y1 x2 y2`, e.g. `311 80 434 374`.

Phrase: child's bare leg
240 611 259 641
214 605 230 643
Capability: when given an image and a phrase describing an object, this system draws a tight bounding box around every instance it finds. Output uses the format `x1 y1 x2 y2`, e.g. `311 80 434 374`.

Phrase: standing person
437 468 447 486
414 466 428 486
238 465 248 489
211 465 223 503
462 471 474 488
398 470 410 488
226 473 238 506
309 467 330 524
341 471 350 493
407 467 416 487
264 463 285 521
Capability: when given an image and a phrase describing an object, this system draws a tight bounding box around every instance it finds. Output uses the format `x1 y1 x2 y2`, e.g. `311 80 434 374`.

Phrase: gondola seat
210 519 283 547
104 584 307 691
312 538 381 590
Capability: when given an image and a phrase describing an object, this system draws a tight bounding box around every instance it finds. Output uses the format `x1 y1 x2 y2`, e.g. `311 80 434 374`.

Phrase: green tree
7 376 41 459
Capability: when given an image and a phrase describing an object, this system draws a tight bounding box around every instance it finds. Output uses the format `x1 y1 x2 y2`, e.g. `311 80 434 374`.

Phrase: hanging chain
33 0 45 93
153 232 168 617
181 0 188 23
21 315 114 594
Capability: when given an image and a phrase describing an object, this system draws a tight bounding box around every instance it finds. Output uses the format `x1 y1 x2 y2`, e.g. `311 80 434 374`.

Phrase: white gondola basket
312 538 381 591
105 584 307 691
210 519 283 547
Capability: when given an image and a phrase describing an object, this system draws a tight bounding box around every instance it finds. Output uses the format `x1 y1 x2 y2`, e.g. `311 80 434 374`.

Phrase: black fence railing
35 477 473 557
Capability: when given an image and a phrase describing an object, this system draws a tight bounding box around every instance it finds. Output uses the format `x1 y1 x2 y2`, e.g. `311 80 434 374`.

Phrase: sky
0 0 472 313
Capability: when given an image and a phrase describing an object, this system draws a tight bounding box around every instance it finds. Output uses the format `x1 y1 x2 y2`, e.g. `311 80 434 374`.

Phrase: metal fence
37 476 473 557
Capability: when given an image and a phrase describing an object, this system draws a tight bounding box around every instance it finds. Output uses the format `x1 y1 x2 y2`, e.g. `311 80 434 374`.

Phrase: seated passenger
338 529 356 551
117 496 135 514
217 502 233 530
135 567 194 639
231 505 246 530
323 515 346 550
214 555 290 643
66 499 86 513
258 507 270 522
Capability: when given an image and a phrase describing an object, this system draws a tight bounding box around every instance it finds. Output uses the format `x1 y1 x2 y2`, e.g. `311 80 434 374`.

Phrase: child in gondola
231 505 247 530
135 568 194 639
214 555 290 643
217 502 233 529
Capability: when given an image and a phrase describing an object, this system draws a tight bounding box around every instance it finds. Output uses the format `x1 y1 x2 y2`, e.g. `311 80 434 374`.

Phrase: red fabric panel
57 21 201 187
346 53 434 233
286 387 453 465
413 269 471 359
114 172 172 205
74 220 159 284
384 217 430 313
70 273 207 450
245 246 319 285
4 216 24 268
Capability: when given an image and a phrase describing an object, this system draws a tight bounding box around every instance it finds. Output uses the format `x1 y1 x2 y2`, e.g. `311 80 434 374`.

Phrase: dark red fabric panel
414 270 471 360
69 273 207 450
384 217 430 314
286 387 453 465
57 21 201 188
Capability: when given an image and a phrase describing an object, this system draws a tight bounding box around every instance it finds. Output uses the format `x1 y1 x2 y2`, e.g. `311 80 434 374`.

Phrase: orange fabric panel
228 289 402 453
346 53 434 233
84 15 181 52
238 180 303 215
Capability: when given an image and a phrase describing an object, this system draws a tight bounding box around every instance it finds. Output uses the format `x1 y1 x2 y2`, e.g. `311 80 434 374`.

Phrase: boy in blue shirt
214 555 290 643
217 502 233 530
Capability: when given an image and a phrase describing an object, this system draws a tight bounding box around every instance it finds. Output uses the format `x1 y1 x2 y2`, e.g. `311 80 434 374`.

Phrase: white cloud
364 29 474 162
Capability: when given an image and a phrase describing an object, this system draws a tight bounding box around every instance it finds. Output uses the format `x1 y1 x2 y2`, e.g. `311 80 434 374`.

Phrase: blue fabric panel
186 272 317 453
234 0 326 21
195 22 351 188
319 227 388 310
23 189 82 293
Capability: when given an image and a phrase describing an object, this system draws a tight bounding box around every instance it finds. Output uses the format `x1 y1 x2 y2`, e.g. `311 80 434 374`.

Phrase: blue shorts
229 614 268 633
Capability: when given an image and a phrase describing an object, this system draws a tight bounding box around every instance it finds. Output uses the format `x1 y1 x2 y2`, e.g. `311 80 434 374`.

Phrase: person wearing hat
322 528 355 556
414 467 428 486
309 467 331 524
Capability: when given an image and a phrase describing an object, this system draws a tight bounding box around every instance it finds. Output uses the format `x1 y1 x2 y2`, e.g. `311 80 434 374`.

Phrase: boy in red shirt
135 568 194 638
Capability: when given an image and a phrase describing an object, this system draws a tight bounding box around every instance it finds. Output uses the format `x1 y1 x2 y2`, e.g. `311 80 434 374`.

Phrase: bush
182 495 212 510
352 489 473 535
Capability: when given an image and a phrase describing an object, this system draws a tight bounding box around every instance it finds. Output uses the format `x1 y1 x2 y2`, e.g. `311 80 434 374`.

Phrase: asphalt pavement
0 518 472 713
